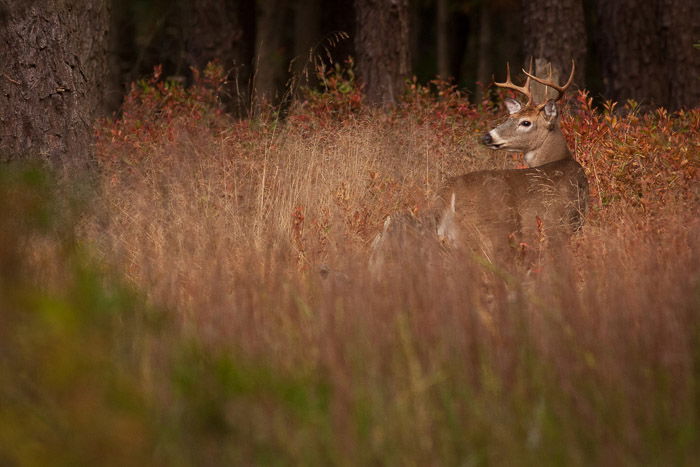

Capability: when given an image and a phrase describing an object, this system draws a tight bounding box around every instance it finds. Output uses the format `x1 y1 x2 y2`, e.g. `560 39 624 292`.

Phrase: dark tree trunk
108 1 137 113
181 0 254 68
475 4 492 101
522 0 586 101
293 0 321 84
0 0 110 164
120 0 254 114
253 0 289 105
180 0 255 112
594 0 700 110
660 0 700 110
354 0 411 106
436 0 450 78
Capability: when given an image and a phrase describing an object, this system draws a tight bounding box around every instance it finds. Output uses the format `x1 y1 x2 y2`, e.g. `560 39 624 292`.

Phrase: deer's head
482 60 575 167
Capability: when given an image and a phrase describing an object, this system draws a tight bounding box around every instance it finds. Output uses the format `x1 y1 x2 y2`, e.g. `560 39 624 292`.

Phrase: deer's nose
481 133 492 145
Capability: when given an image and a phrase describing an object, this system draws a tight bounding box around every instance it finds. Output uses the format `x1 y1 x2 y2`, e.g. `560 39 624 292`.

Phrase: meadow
1 63 698 465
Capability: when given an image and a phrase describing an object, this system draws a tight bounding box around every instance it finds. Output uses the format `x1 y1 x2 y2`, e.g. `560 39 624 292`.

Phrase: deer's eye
520 120 532 127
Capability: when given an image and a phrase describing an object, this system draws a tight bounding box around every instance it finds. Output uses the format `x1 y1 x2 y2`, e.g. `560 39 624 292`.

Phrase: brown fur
435 158 588 265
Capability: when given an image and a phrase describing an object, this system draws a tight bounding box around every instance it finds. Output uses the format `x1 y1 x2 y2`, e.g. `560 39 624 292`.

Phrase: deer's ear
543 99 558 120
504 98 522 115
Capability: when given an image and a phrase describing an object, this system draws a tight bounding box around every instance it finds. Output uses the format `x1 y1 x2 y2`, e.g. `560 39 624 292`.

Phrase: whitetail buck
435 60 588 266
369 60 588 273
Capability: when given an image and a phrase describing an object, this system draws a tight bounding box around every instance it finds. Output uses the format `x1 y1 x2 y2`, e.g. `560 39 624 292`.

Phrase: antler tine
494 61 533 107
525 56 534 86
522 59 576 104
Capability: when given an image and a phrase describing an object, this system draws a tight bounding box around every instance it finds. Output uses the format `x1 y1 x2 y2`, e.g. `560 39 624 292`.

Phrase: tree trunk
108 1 142 114
436 0 450 79
660 0 700 110
292 0 321 86
253 0 288 105
354 0 411 106
0 0 110 164
181 0 253 68
180 0 255 112
594 0 700 110
475 4 492 101
522 0 586 102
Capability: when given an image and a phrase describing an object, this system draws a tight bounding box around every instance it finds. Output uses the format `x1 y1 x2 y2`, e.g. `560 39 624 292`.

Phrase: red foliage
95 63 230 166
562 90 699 216
288 58 363 131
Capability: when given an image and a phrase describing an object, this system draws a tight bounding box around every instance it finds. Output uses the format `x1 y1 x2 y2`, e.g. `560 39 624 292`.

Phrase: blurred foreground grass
0 165 333 465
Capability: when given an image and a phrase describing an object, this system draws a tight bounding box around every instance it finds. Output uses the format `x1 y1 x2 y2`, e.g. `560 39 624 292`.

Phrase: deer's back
437 158 588 259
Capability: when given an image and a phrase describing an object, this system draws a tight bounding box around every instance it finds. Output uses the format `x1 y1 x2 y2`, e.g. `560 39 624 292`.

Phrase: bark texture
594 0 700 110
254 0 288 104
0 0 110 163
522 0 587 101
354 0 411 106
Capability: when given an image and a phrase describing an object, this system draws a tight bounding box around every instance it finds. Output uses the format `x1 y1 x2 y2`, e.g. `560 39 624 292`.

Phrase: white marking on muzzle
488 129 506 145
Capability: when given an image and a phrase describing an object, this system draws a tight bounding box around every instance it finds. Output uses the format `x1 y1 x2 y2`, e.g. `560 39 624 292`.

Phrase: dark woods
0 0 698 163
107 0 699 110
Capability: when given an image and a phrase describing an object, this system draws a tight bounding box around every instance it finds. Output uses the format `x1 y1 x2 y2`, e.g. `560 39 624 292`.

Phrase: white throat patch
524 151 536 166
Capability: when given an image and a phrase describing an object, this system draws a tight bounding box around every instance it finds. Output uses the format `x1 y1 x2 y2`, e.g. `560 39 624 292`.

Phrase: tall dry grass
3 65 697 464
76 67 700 464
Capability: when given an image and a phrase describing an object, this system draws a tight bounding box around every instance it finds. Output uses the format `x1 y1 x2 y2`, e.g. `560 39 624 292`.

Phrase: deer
434 60 588 267
369 60 588 274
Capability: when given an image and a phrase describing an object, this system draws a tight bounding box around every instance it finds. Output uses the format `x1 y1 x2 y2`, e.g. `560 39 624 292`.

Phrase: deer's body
436 158 587 262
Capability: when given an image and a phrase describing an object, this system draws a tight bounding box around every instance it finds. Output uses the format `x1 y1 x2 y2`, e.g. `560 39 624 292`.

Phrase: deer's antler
522 59 576 106
494 58 534 107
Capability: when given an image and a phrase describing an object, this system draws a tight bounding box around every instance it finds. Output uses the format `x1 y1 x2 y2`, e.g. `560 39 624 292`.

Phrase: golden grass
74 96 700 463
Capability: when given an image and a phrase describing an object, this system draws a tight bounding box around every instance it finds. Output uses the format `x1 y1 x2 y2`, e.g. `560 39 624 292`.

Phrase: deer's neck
524 126 571 167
